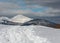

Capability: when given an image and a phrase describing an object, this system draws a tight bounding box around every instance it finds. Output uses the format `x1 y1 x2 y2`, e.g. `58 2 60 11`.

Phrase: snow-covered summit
0 16 9 20
10 15 33 23
0 16 10 23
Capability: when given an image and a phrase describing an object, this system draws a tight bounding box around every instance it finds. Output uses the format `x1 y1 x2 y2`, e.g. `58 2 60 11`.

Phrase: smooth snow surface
0 25 60 43
10 15 32 23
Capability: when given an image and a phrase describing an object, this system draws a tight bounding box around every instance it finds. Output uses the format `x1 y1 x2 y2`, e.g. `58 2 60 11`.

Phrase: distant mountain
22 19 57 27
0 17 9 24
0 16 9 20
10 15 33 23
0 17 21 25
36 16 60 24
0 15 33 25
0 15 60 28
25 16 60 24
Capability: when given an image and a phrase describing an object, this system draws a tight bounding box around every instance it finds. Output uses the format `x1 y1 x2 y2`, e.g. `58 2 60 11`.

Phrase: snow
0 16 9 20
10 15 32 23
0 24 60 43
0 16 9 22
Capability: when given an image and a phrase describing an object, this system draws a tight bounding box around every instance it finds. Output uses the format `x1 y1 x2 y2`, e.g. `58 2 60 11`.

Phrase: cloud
25 0 60 4
4 0 60 9
25 0 60 9
0 2 20 10
33 8 60 16
0 2 44 16
24 0 60 16
0 1 60 17
16 7 60 17
0 2 20 15
1 0 59 9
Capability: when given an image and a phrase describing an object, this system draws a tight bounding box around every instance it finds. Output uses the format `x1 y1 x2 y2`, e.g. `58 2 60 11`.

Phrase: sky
0 0 60 18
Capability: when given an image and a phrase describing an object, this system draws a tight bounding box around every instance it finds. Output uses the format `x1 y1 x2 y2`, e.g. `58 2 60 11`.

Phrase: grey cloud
4 0 60 9
5 0 60 9
0 2 20 10
0 0 60 17
0 2 20 16
24 0 60 16
25 0 60 9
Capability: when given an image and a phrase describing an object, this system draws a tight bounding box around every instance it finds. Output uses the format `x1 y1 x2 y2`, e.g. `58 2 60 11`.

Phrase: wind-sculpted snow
0 25 60 43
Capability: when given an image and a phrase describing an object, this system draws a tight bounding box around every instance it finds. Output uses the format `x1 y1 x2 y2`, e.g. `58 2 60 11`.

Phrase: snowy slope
10 15 33 23
0 17 9 22
0 17 10 24
0 25 60 43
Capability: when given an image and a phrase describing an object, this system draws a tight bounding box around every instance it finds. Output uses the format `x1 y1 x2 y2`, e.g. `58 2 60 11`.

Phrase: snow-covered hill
22 19 56 28
0 25 60 43
10 15 33 23
0 16 9 21
0 16 10 24
0 15 32 25
0 16 22 25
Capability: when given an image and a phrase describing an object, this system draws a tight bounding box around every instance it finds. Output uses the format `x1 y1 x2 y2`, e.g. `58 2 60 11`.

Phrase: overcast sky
0 0 60 17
